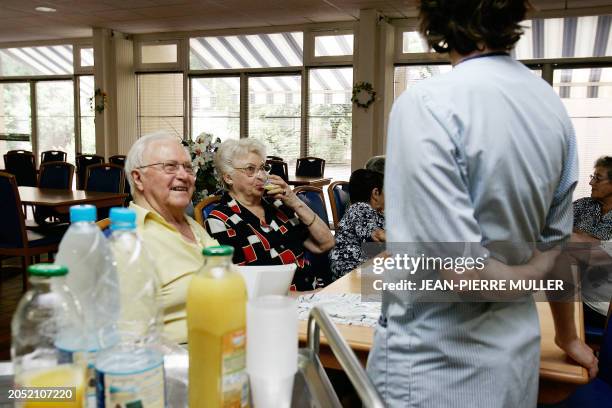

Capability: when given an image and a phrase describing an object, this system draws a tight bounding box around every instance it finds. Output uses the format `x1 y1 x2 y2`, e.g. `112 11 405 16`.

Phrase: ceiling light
35 6 57 12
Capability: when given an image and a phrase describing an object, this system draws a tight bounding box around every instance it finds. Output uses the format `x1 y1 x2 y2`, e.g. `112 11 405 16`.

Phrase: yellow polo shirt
130 202 218 343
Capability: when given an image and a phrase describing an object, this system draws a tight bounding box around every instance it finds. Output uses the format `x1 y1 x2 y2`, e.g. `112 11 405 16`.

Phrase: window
190 32 303 70
401 31 430 54
0 82 31 158
553 67 612 199
308 67 352 180
36 81 75 164
248 75 301 162
314 34 354 57
0 45 73 76
79 76 96 154
138 73 184 138
514 16 612 60
80 47 94 67
393 65 452 99
141 44 178 64
191 77 240 141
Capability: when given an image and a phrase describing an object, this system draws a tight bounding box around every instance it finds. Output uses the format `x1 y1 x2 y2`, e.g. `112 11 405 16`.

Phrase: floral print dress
329 202 385 280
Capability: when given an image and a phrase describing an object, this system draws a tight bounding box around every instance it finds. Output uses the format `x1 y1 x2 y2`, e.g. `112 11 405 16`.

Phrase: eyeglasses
589 174 609 184
233 163 271 177
137 161 195 175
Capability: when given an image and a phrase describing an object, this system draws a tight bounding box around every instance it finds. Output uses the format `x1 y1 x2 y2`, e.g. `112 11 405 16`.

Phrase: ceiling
0 0 611 43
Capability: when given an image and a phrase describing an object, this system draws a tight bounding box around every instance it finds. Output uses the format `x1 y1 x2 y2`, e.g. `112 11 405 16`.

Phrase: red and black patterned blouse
204 192 315 290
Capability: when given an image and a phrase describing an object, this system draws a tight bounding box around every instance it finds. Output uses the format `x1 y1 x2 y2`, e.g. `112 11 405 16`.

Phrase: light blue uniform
367 55 577 407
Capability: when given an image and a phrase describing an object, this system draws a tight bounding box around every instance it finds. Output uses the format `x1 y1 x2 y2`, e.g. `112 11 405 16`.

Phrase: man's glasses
137 161 195 175
589 174 609 184
233 163 271 177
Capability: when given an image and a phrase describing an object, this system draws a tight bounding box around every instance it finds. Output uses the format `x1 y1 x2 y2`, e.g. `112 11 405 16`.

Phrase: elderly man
125 132 217 343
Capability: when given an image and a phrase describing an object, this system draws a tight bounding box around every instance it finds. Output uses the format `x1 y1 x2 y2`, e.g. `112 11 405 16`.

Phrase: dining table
297 270 590 404
18 187 128 214
288 176 332 188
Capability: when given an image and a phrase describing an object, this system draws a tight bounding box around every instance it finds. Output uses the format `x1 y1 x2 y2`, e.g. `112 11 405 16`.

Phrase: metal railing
306 306 385 408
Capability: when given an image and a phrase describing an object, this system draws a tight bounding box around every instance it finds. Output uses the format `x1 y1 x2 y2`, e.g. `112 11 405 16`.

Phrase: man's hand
555 335 599 380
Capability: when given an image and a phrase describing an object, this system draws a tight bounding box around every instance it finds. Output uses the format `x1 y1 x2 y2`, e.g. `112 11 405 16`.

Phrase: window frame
306 28 355 65
0 39 94 163
134 39 185 72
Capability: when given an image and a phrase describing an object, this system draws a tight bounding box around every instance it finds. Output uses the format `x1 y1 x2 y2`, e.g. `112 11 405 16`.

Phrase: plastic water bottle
55 204 119 347
95 207 165 407
11 264 87 407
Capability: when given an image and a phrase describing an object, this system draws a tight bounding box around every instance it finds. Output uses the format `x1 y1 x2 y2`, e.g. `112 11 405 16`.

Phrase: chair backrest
267 155 284 161
40 150 67 164
38 161 74 190
85 163 125 193
0 171 28 249
108 155 126 167
194 195 222 227
293 186 329 226
328 181 350 228
296 156 325 177
3 150 37 187
76 154 104 189
266 159 289 182
96 218 112 238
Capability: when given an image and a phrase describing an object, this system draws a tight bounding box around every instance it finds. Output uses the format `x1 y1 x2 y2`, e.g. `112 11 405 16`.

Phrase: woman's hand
371 229 386 242
264 175 301 208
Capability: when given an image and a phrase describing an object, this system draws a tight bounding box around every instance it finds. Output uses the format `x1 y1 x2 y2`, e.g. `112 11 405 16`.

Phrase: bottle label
221 329 249 408
95 361 165 408
57 349 96 403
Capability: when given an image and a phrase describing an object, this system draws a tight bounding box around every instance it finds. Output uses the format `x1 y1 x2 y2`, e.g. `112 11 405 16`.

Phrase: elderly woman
205 139 334 290
125 132 218 343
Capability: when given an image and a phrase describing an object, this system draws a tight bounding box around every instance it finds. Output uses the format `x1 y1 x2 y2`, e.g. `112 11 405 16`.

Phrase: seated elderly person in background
364 155 385 174
572 156 612 330
125 132 218 343
329 169 385 280
205 139 334 290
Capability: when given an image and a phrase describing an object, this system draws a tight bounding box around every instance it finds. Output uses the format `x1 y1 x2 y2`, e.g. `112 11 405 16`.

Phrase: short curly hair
594 156 612 180
418 0 530 55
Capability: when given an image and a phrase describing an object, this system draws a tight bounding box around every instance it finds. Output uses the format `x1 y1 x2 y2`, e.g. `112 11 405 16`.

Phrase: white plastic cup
247 295 298 408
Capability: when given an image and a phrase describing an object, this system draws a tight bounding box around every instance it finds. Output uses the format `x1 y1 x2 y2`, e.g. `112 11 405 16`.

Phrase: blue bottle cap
69 205 96 223
109 207 136 231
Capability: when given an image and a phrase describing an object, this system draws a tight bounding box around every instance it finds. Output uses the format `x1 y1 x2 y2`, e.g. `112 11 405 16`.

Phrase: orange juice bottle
16 364 86 408
187 245 249 407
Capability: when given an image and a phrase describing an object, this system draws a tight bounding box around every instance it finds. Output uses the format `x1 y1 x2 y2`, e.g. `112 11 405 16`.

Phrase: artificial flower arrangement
186 132 222 204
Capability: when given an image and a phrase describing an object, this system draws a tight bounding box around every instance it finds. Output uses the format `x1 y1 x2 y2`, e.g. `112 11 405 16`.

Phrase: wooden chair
296 157 325 177
38 161 74 189
328 181 350 228
40 150 67 164
76 154 104 189
109 155 126 167
85 163 125 194
293 186 333 285
266 155 284 161
34 162 75 226
0 172 64 291
266 159 289 182
3 150 37 187
96 218 112 237
561 297 612 406
194 195 222 227
293 186 330 227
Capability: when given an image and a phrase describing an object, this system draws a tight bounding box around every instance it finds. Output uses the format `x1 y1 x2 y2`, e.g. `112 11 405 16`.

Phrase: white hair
214 138 267 189
125 132 186 193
